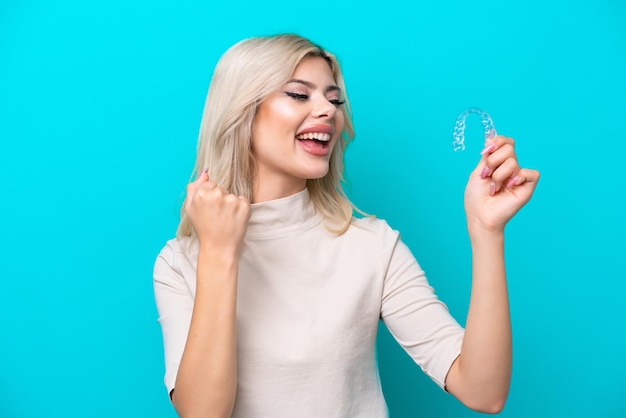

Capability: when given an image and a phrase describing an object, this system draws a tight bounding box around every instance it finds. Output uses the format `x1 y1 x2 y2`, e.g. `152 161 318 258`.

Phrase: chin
300 165 330 180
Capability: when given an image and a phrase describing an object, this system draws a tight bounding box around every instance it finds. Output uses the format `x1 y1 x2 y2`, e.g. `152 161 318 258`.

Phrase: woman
153 34 540 418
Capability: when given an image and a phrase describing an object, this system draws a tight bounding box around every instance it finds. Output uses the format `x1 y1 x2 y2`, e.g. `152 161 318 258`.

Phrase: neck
252 175 307 203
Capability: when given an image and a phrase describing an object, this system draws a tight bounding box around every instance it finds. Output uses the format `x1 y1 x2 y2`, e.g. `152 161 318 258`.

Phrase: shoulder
349 216 399 240
343 216 401 252
153 236 197 277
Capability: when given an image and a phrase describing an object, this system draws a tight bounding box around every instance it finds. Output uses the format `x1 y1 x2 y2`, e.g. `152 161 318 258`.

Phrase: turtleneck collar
246 188 321 239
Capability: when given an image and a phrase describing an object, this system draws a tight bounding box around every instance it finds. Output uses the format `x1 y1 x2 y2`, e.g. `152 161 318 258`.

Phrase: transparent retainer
452 108 497 151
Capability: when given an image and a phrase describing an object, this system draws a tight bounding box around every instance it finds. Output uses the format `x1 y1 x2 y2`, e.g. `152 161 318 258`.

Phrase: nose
311 94 337 119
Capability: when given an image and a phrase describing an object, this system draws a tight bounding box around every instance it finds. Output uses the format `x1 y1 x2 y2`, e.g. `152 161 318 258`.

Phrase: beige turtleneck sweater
153 188 464 417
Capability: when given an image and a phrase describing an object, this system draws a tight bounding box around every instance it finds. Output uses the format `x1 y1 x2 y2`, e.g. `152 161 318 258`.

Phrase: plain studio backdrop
1 0 624 417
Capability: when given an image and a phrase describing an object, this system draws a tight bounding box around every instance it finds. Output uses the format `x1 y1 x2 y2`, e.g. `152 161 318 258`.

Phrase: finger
509 168 541 187
482 144 516 178
190 169 209 194
480 135 515 156
196 168 209 183
478 137 515 179
187 168 209 192
197 180 219 192
490 157 520 193
185 169 210 210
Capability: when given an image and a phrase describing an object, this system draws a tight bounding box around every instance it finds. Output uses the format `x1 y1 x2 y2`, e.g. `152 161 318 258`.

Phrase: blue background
1 0 624 417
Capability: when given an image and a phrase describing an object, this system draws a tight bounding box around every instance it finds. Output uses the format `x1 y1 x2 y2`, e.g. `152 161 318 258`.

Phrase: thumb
196 168 209 182
192 168 209 187
186 168 209 201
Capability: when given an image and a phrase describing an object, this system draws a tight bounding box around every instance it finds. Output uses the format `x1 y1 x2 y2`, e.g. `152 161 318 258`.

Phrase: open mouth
295 132 331 148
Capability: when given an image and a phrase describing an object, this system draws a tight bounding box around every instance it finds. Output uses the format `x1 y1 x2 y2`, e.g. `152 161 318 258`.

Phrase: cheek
272 102 304 137
336 111 345 130
253 103 292 143
265 101 301 131
333 111 346 140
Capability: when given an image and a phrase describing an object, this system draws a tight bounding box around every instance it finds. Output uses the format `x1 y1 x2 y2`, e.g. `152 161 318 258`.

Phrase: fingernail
480 142 496 155
489 182 496 196
480 166 490 179
507 176 519 188
202 168 208 175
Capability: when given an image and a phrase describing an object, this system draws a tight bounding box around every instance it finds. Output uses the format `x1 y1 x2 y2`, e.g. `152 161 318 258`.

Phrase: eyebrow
286 78 341 94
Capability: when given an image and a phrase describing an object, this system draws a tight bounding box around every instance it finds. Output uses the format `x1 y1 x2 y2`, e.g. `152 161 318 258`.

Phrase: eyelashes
284 92 345 106
284 92 308 101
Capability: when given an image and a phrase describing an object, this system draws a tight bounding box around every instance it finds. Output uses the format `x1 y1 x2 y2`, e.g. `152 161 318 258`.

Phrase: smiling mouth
295 132 331 147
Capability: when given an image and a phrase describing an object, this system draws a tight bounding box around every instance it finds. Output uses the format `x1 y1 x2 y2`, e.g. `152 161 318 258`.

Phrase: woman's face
251 56 345 201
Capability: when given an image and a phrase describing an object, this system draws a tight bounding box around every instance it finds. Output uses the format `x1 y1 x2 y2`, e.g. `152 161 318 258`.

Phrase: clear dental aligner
452 107 497 151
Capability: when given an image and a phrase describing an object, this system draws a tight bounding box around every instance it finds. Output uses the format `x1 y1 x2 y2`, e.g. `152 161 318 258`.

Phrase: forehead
290 56 336 84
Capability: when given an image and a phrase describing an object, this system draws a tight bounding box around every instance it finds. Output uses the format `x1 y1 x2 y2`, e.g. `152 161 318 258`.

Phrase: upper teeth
296 132 331 142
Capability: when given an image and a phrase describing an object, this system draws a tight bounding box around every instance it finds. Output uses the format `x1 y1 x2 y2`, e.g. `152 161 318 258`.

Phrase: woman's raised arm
172 171 250 418
445 136 540 413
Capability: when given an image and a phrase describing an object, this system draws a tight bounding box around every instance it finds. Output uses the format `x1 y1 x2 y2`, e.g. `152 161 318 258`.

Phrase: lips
296 124 334 137
295 124 334 156
295 124 334 145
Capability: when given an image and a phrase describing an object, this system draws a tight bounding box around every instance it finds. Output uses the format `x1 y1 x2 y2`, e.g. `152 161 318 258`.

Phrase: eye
284 92 308 101
328 98 346 107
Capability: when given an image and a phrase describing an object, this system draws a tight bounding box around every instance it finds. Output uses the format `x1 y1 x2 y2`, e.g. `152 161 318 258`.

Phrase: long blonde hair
177 34 356 238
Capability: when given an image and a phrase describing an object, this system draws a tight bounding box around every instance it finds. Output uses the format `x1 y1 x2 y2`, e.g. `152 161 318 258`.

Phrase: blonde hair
176 34 356 238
